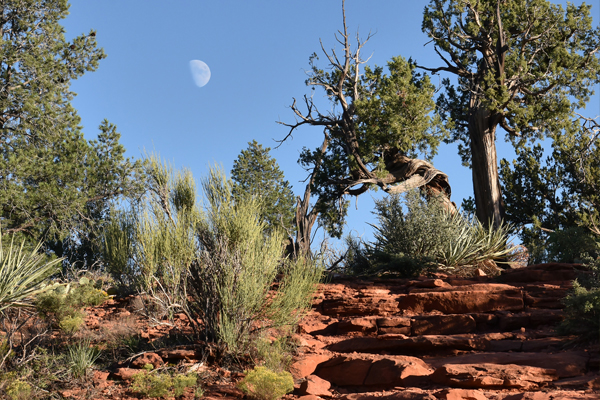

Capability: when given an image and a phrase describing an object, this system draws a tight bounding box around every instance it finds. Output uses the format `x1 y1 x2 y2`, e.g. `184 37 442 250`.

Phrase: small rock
112 367 139 381
435 388 488 400
131 352 164 369
299 375 332 397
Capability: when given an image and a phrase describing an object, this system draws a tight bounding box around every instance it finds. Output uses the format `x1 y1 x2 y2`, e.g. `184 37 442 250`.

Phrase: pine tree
0 0 143 257
231 140 296 235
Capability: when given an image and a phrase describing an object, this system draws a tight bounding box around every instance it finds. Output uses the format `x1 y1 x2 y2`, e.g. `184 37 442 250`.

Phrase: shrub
0 233 62 313
35 280 107 333
187 167 322 354
67 339 101 379
347 190 516 277
546 226 600 263
559 255 600 342
238 366 293 400
5 380 31 400
131 371 197 398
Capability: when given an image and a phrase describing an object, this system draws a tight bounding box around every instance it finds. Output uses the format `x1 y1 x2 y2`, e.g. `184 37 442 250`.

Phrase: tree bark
469 104 505 230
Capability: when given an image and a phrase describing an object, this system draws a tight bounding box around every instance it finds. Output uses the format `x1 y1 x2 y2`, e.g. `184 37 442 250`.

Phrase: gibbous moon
189 60 211 87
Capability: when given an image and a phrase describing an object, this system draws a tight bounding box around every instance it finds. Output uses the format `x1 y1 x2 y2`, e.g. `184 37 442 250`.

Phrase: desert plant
187 167 322 354
67 339 101 379
4 380 31 400
559 255 600 342
0 234 62 312
354 190 517 277
238 366 294 400
131 371 197 398
35 279 107 333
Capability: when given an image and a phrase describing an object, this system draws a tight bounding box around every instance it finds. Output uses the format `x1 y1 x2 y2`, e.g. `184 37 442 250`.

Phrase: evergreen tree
0 0 144 261
421 0 600 229
231 140 296 235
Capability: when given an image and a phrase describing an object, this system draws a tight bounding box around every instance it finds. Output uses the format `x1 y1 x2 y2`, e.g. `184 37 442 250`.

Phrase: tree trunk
469 104 505 230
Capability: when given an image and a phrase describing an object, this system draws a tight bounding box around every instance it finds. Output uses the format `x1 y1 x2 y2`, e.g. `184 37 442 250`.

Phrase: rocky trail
58 263 599 400
288 263 600 400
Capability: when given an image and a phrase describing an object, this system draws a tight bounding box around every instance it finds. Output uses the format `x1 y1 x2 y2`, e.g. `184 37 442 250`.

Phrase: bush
187 167 322 354
559 255 600 342
131 371 197 398
5 380 31 400
35 280 107 333
238 366 294 400
67 339 101 379
0 233 62 313
546 226 600 263
346 190 516 277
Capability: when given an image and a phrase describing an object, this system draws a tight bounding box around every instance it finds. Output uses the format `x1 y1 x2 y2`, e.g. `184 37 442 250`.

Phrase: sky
62 1 600 246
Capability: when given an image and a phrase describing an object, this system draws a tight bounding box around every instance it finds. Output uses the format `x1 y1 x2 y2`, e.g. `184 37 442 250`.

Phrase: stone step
325 332 576 356
300 309 565 337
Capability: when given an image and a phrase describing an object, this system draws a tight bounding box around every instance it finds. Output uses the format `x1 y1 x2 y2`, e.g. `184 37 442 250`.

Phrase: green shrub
238 366 294 400
559 255 600 342
131 371 197 398
0 233 62 313
546 226 600 263
346 190 516 277
253 334 296 373
59 314 85 334
5 380 31 400
35 280 107 333
187 167 322 354
67 340 101 379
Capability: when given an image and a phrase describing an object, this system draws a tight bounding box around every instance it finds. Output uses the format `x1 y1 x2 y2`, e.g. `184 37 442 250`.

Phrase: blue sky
62 1 599 245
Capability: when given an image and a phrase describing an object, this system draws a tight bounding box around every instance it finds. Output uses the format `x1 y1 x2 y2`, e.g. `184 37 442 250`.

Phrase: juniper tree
421 0 600 229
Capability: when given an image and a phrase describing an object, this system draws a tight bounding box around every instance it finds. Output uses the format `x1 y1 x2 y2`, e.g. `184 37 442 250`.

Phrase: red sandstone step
326 332 576 356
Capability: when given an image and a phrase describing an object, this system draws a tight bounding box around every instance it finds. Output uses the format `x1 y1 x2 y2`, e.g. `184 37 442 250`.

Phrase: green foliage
58 315 85 334
297 54 448 237
131 371 197 398
0 1 144 269
67 340 101 379
559 255 600 342
425 0 600 163
253 335 296 373
35 280 107 333
238 366 294 400
188 167 322 353
0 234 62 313
5 380 31 400
346 191 515 277
231 140 296 235
500 121 600 263
102 159 322 356
424 0 600 227
102 209 137 288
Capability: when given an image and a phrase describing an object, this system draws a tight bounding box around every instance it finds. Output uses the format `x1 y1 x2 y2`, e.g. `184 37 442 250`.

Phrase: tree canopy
421 0 600 229
0 0 143 262
231 140 296 236
280 4 454 252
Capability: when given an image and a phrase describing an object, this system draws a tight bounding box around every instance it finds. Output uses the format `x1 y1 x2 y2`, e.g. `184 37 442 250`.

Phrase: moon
189 60 211 87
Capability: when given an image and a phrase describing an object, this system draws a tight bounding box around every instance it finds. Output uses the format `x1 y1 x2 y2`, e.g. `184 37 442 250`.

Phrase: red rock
396 288 523 314
316 354 433 387
131 352 164 369
329 334 488 354
299 374 332 397
427 351 588 378
345 389 437 399
297 396 321 400
411 315 476 336
290 354 331 379
112 367 139 381
338 317 378 335
435 388 488 400
431 363 557 390
500 263 581 283
158 348 201 360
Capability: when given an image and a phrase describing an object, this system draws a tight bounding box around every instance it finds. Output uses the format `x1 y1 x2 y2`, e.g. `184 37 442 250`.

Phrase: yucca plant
68 339 101 379
0 234 62 312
